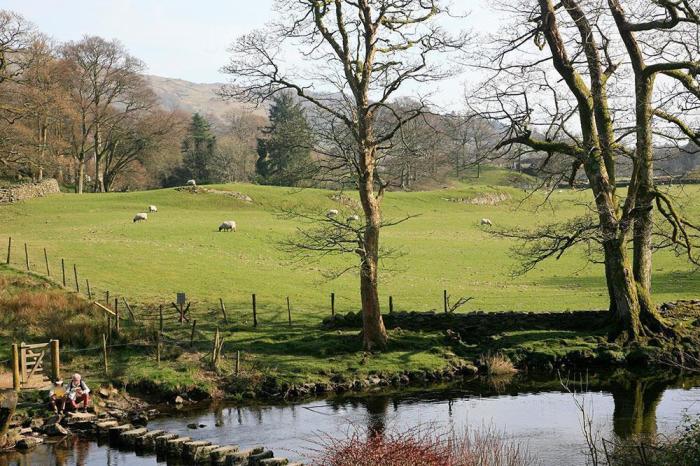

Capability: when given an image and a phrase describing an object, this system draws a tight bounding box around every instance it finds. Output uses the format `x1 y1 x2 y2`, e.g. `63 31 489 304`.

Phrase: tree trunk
357 147 388 351
94 127 105 193
0 389 17 450
76 158 85 194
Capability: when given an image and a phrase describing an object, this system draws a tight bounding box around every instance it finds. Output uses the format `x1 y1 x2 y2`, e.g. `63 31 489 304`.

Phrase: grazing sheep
326 209 339 218
133 213 148 223
186 179 196 186
347 214 360 222
219 220 237 232
148 205 158 213
480 218 493 227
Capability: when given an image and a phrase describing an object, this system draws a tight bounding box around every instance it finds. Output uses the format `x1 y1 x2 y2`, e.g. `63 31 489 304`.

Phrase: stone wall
0 179 60 204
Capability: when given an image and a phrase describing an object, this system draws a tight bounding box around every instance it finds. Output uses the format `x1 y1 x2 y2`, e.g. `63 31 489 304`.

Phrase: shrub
307 424 538 466
480 352 517 376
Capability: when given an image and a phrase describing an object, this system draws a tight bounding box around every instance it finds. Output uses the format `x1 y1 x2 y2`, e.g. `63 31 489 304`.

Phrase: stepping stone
249 450 274 465
16 437 43 450
224 446 266 466
119 427 148 448
108 424 132 443
193 444 221 464
134 429 165 450
165 436 192 457
95 420 119 435
66 412 97 423
210 445 239 465
154 433 179 455
183 440 212 461
260 459 289 466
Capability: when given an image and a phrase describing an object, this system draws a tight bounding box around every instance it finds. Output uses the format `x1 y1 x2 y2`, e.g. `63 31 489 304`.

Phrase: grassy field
1 168 699 395
1 168 698 318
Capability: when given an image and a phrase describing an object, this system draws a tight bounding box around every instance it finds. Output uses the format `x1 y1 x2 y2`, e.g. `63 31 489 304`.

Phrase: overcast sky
9 1 498 78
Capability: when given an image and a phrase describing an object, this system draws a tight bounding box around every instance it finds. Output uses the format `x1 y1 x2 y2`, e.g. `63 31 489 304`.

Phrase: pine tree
181 113 216 184
256 94 314 186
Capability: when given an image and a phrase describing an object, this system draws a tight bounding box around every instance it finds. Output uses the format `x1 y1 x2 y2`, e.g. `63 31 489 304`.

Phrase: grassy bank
0 169 698 316
1 170 699 398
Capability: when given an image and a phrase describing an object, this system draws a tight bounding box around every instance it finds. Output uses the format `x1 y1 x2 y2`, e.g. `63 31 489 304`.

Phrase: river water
3 373 700 466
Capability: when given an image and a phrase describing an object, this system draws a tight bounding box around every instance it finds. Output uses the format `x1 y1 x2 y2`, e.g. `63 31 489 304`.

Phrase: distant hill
145 75 266 127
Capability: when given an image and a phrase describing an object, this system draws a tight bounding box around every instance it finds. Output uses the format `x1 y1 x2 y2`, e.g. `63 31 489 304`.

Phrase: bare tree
222 0 465 349
61 36 147 193
472 0 699 340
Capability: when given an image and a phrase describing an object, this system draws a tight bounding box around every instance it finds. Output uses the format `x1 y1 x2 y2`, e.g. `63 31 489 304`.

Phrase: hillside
145 75 266 127
1 174 698 316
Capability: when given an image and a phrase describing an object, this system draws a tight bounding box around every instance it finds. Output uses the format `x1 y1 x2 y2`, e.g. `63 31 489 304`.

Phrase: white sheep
480 218 493 227
148 205 158 213
186 179 197 186
219 220 237 232
326 209 339 218
133 213 148 223
347 214 360 222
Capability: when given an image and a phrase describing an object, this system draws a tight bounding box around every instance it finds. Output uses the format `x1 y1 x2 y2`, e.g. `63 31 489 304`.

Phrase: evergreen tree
256 94 314 186
181 113 216 184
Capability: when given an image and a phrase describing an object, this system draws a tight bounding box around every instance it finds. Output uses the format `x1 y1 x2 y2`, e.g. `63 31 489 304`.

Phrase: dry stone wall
0 179 60 204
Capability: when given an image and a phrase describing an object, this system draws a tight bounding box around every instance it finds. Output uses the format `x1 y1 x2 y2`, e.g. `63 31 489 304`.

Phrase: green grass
1 168 699 395
1 169 698 317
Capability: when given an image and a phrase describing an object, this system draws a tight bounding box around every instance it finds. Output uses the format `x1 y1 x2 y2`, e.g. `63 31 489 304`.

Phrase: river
3 373 699 465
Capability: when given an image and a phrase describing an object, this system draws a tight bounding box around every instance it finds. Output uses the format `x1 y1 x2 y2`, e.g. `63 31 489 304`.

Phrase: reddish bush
307 424 538 466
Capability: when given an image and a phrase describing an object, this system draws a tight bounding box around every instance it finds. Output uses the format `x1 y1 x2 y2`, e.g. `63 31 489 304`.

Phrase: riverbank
4 371 700 465
2 264 700 406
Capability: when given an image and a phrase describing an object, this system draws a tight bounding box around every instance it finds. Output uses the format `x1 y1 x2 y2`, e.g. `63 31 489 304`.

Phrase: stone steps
24 414 303 466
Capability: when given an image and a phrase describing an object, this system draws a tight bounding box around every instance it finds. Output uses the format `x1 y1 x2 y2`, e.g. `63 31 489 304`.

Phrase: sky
6 1 498 92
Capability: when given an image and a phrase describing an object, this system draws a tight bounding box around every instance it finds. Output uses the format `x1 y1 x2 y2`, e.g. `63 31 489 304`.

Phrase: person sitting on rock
62 373 90 412
48 379 65 414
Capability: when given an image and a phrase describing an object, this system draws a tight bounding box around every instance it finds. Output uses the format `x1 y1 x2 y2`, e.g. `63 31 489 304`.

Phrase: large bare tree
222 0 465 350
61 36 146 193
476 0 699 341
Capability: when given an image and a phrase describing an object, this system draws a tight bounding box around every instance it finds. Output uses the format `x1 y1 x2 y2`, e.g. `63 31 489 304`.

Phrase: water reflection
2 372 699 466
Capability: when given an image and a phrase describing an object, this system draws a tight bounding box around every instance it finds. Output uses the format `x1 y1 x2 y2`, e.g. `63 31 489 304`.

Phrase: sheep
133 213 148 223
347 214 360 223
148 205 158 213
326 209 339 218
219 220 237 232
186 179 197 187
480 218 493 227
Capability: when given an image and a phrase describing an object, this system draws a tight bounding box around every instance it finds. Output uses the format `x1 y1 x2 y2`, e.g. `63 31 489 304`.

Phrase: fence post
389 296 394 314
252 294 257 327
86 279 92 300
155 331 161 366
6 237 11 264
212 327 220 368
219 298 228 323
61 259 66 287
235 350 240 376
122 298 135 320
107 316 112 344
287 297 292 326
44 248 50 276
11 344 20 391
159 305 164 333
73 264 79 293
331 292 335 317
50 340 60 382
24 243 29 271
443 290 448 314
102 334 109 376
105 290 110 306
190 320 197 347
114 298 120 334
